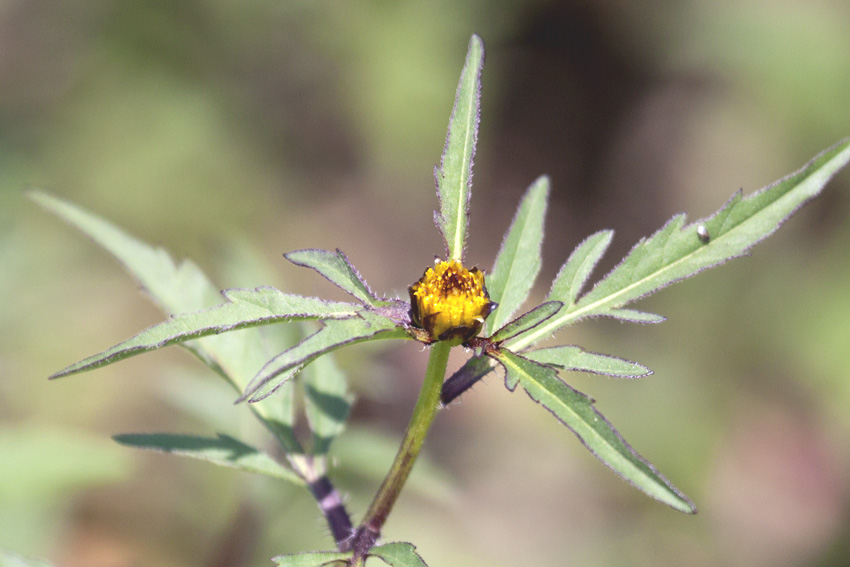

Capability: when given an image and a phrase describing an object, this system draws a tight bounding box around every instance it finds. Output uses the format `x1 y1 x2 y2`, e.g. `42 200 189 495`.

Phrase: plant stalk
349 341 452 557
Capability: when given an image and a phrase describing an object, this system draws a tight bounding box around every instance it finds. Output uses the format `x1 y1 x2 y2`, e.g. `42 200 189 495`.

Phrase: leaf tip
531 173 551 190
48 361 89 380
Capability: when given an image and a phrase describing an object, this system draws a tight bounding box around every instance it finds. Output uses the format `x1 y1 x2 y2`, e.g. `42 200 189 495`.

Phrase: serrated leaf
524 345 651 377
28 190 305 454
510 138 850 350
492 348 695 513
484 176 549 334
286 249 381 306
435 34 484 261
489 301 562 343
242 312 409 403
304 354 353 456
546 229 614 306
369 542 428 567
112 433 303 485
26 189 221 314
271 550 351 567
49 288 359 379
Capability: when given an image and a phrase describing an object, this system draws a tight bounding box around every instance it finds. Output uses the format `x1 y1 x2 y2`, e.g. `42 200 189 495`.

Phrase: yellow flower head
409 259 494 343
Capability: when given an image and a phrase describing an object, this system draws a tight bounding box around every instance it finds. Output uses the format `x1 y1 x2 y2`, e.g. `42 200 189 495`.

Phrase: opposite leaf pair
37 33 850 519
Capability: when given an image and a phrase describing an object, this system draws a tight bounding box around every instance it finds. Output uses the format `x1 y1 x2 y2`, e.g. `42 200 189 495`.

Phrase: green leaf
491 349 695 513
49 288 359 379
27 190 305 453
523 345 651 377
440 302 569 402
286 249 381 306
304 354 353 456
484 176 549 334
271 550 351 567
113 433 303 485
605 308 666 324
510 138 850 350
369 542 428 567
242 311 410 403
435 34 484 261
489 301 562 343
27 190 220 315
546 229 613 306
440 355 494 405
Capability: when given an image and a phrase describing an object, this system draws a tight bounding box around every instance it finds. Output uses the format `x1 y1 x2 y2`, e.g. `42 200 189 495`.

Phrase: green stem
350 341 452 556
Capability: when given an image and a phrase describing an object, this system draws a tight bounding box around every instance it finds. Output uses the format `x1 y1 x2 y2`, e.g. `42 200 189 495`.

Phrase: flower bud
409 259 494 343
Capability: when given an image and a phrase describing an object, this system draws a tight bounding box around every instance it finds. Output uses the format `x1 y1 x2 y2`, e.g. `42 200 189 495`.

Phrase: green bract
33 33 850 565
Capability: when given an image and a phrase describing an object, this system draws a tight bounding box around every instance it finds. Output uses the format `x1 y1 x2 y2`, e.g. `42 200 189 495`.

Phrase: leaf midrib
502 354 688 509
450 99 474 260
510 210 766 351
513 173 824 351
490 208 540 332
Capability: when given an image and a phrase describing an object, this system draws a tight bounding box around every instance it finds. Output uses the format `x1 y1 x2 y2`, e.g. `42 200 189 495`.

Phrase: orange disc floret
409 259 494 343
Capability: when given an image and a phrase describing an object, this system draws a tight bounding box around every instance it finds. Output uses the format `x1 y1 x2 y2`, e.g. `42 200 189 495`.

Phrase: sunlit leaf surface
492 348 695 513
511 137 850 350
435 35 484 261
485 176 549 335
286 248 381 306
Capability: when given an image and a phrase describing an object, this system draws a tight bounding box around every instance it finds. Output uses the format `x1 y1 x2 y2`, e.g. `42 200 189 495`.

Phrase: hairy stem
349 341 452 557
308 475 353 547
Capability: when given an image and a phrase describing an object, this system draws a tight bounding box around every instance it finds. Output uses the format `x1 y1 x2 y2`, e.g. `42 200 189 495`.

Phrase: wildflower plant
32 35 850 567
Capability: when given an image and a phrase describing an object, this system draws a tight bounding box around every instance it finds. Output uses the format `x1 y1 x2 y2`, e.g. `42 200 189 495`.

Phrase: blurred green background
3 1 850 566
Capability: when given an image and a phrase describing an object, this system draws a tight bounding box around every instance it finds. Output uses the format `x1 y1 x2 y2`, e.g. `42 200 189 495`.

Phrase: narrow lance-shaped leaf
440 354 494 405
27 189 221 315
210 246 306 454
491 348 695 513
546 229 613 306
489 301 562 343
435 34 484 261
369 542 429 567
242 311 410 403
511 137 850 350
113 433 304 485
440 340 650 404
49 288 359 379
440 298 562 402
524 345 651 378
285 248 381 306
484 175 549 334
27 190 305 453
304 354 353 456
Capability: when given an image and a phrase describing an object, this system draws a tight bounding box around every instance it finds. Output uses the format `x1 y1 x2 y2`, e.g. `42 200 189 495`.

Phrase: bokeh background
3 1 850 566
